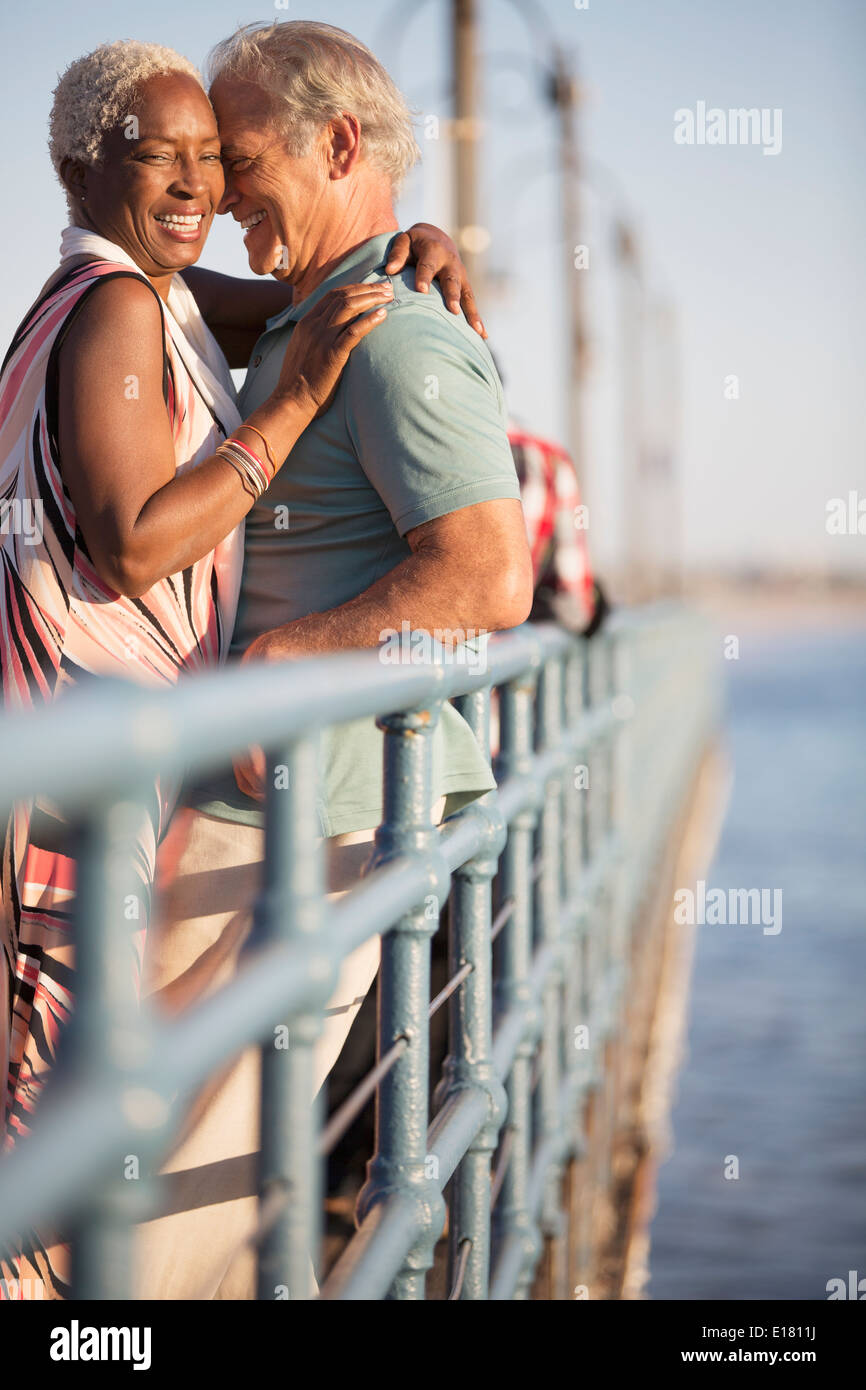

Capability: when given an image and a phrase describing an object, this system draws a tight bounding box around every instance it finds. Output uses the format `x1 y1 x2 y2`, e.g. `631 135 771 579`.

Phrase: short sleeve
342 299 521 536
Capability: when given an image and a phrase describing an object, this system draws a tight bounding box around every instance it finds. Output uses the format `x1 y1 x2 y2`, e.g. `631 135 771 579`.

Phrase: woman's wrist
233 422 277 474
265 383 313 420
239 395 309 476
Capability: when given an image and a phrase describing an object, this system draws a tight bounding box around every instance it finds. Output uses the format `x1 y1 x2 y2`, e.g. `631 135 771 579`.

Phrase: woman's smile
153 208 207 242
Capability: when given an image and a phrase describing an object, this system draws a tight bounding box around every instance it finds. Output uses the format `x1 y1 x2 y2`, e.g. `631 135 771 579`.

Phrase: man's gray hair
49 40 204 189
207 21 420 195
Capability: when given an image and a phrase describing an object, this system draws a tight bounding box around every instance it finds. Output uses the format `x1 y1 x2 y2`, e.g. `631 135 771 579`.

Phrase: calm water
649 615 866 1300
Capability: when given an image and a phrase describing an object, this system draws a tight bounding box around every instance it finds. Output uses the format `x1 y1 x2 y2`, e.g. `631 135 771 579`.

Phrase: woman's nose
172 158 209 198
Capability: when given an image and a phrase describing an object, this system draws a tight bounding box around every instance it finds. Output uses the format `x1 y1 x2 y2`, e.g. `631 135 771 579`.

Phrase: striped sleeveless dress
0 257 242 1298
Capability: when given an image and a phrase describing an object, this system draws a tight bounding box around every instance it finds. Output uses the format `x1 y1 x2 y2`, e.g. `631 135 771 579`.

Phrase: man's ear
60 157 88 203
328 114 362 180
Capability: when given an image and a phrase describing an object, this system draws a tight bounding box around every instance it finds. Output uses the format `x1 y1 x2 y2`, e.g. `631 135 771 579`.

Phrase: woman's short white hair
207 21 420 196
49 40 204 184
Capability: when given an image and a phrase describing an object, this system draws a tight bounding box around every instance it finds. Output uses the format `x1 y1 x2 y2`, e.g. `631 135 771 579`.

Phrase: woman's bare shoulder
58 268 164 357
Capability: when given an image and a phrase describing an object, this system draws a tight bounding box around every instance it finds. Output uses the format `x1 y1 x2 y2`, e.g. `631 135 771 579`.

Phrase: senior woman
0 38 480 1301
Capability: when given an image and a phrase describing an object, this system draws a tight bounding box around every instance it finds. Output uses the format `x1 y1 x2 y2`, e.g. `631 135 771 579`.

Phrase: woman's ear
59 157 88 203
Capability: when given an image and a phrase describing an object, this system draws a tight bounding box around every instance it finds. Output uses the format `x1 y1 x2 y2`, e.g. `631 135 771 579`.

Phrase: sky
1 0 864 577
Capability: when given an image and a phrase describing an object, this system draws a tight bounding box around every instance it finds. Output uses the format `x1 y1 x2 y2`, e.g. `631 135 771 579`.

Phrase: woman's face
72 73 224 278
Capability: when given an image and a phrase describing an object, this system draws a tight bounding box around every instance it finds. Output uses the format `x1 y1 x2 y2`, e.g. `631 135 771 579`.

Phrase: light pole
451 0 489 296
550 45 589 520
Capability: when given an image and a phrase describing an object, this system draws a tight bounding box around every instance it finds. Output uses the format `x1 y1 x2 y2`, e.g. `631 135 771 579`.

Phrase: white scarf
58 225 244 648
59 225 242 435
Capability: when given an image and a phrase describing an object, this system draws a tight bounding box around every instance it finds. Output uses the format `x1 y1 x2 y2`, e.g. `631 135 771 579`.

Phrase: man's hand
232 743 267 801
231 629 306 800
230 499 534 797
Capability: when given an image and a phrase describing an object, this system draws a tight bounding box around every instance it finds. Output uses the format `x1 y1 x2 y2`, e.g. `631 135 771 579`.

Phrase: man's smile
239 209 269 243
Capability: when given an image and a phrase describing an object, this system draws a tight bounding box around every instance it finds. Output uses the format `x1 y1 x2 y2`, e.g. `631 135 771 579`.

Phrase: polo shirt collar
264 232 399 333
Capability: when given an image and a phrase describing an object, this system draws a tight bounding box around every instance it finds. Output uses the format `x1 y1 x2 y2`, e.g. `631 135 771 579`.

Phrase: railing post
605 628 630 983
67 794 160 1300
572 636 598 1288
559 638 585 1088
534 654 569 1294
437 690 507 1299
578 631 623 1289
356 693 449 1299
584 637 611 1083
492 668 541 1298
577 636 612 1284
257 735 327 1301
561 640 592 1294
596 630 627 1202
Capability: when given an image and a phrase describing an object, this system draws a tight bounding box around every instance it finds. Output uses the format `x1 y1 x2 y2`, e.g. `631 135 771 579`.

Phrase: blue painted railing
0 604 717 1299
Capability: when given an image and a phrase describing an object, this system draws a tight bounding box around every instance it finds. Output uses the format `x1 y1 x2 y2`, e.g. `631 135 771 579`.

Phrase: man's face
210 75 329 282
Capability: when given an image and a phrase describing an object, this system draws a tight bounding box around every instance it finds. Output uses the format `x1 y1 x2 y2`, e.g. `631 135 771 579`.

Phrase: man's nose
217 179 240 217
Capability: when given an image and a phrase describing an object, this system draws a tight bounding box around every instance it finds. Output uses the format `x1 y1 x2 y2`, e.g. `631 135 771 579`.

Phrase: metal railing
0 603 718 1299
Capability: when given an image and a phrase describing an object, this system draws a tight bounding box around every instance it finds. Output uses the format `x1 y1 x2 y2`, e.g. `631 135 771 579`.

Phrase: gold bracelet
236 423 277 476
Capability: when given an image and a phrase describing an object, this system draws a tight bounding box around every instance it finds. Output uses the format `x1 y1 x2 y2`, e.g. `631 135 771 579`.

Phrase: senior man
138 20 531 1299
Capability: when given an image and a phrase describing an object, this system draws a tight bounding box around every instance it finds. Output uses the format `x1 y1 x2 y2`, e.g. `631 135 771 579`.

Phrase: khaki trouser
135 800 444 1300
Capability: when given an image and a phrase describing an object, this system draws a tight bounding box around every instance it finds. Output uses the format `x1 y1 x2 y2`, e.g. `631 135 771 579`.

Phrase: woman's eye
142 154 173 164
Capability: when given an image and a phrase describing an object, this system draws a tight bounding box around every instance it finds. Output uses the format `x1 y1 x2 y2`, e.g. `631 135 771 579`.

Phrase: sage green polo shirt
187 232 521 836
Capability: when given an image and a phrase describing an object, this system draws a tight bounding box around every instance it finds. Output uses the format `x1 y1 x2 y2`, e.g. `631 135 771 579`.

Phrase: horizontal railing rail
0 603 718 1299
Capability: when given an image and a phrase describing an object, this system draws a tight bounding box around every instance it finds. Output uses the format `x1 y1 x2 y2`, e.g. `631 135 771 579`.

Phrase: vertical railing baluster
356 699 447 1299
610 626 632 960
493 670 541 1298
257 735 325 1301
576 637 605 1287
559 643 581 1080
534 655 567 1296
575 634 595 1287
562 641 589 1295
439 690 507 1299
580 631 622 1290
586 638 608 1075
68 793 157 1300
563 645 587 1104
597 631 623 1200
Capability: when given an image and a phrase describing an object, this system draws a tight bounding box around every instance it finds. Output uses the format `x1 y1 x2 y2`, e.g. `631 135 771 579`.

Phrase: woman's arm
56 276 392 597
184 223 486 364
385 224 485 337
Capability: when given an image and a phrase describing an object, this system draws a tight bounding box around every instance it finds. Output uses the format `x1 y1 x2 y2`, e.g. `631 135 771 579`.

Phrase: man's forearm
246 499 533 664
249 550 493 661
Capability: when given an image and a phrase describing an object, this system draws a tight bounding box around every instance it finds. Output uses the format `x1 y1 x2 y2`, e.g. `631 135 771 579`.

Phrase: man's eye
141 154 173 164
226 157 252 172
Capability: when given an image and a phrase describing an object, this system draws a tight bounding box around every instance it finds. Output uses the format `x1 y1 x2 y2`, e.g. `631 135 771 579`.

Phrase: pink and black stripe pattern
0 258 240 1298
